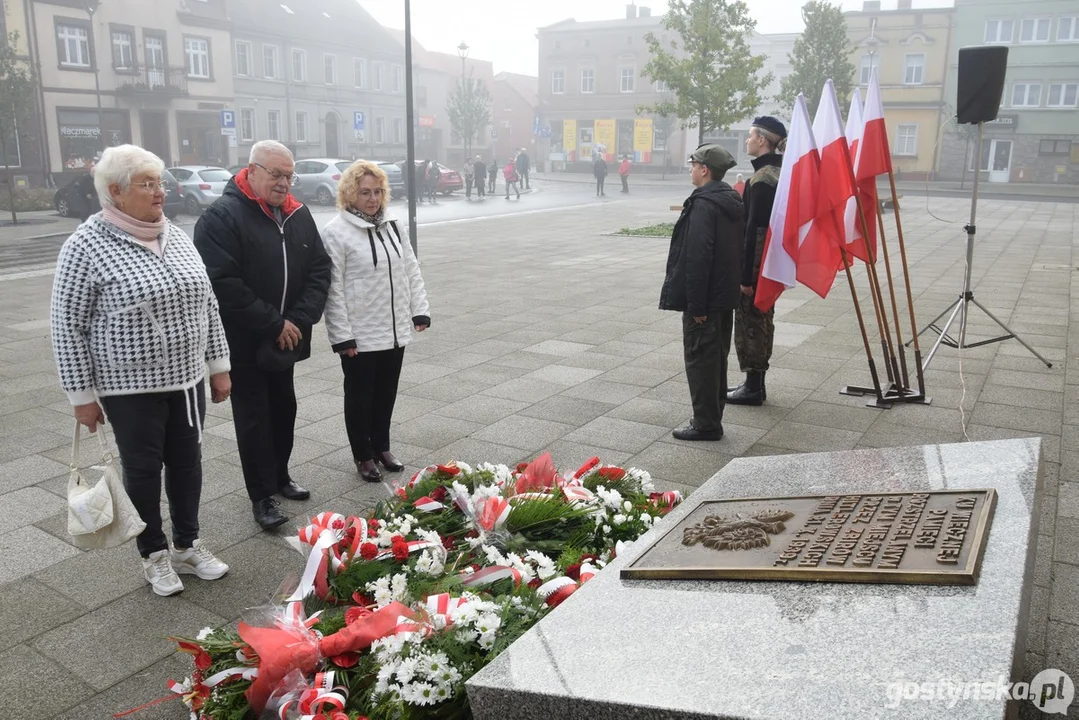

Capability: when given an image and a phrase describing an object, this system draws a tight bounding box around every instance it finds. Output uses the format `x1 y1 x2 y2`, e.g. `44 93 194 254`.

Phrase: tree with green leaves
447 75 492 160
776 1 855 117
640 0 771 146
0 30 38 225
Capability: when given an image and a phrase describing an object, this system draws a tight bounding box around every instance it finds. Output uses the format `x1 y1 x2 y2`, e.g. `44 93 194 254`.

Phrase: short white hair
249 140 293 165
93 144 165 207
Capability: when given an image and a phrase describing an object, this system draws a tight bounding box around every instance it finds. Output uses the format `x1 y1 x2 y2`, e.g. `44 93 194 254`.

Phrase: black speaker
957 46 1008 124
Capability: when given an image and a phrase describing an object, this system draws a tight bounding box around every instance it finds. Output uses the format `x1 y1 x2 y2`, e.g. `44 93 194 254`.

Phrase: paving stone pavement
0 193 1076 719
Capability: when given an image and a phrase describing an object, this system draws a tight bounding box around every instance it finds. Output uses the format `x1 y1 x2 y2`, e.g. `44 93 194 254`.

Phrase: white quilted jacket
322 211 430 353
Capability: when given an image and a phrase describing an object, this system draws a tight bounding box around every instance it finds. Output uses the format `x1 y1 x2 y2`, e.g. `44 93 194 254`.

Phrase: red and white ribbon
579 562 599 583
423 592 468 627
289 515 370 601
536 576 578 607
475 496 510 532
562 485 595 504
459 565 522 588
413 496 444 513
277 670 347 720
373 538 439 562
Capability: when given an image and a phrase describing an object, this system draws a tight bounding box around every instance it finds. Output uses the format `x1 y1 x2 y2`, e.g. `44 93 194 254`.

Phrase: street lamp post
81 0 105 154
404 0 418 254
457 42 469 160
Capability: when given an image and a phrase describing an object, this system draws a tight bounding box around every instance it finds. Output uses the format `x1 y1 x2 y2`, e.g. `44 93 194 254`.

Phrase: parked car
55 168 182 220
398 161 464 195
291 158 352 205
227 164 246 176
379 162 405 200
168 165 232 215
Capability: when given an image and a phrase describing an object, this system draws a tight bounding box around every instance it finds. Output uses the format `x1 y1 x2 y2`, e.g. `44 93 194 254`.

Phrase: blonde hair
93 144 165 207
336 160 391 211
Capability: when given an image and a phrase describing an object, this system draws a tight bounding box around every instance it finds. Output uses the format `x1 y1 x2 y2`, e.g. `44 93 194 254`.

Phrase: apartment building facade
27 0 237 183
492 72 538 167
938 0 1079 184
227 0 407 165
845 0 954 180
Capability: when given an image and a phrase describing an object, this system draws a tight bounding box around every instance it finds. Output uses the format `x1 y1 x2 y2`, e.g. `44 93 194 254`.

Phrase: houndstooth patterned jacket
50 215 231 406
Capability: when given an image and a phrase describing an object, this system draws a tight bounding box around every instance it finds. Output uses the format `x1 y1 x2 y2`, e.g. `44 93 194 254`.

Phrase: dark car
54 169 182 220
379 162 405 200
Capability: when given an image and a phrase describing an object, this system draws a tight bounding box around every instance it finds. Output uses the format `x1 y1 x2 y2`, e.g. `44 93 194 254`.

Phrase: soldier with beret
728 116 787 407
659 144 744 441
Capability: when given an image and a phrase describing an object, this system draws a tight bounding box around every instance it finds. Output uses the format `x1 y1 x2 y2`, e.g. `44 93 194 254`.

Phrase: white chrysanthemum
456 461 473 475
404 681 439 706
615 539 633 557
642 513 653 525
396 656 419 684
478 630 498 649
612 514 626 526
627 467 654 492
195 627 213 641
623 500 633 513
455 628 479 644
602 525 611 534
474 612 502 635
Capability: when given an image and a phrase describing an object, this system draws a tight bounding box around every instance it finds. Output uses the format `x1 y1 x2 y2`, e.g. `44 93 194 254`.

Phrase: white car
167 165 232 215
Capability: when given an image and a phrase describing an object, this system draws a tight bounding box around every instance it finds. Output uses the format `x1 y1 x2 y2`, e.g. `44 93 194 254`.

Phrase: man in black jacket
659 144 743 441
515 149 531 189
194 140 331 529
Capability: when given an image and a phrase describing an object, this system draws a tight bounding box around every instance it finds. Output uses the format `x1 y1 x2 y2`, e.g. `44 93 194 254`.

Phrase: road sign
491 128 498 140
221 110 236 129
354 111 366 141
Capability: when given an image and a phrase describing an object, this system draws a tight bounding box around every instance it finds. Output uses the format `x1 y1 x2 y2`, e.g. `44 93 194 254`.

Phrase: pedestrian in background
516 148 531 189
194 140 331 530
322 161 430 482
473 155 487 198
488 157 498 193
503 158 521 200
424 160 440 204
463 157 475 200
728 117 786 407
733 173 746 196
50 144 232 596
658 144 743 441
593 153 608 196
619 155 631 193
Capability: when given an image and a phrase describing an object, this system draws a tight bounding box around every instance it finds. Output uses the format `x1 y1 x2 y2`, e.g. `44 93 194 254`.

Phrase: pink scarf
103 204 166 243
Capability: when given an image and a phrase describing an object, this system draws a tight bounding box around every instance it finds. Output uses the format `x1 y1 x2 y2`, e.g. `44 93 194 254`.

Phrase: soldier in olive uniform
728 116 786 407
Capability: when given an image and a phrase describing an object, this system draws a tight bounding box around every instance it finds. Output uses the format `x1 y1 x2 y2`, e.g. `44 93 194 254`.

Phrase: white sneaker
142 549 184 596
171 539 229 580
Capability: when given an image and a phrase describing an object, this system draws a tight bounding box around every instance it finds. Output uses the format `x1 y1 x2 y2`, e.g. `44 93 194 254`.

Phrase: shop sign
986 114 1018 131
60 126 101 138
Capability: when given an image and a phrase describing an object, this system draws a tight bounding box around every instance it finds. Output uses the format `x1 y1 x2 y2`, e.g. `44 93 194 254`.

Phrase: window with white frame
185 37 210 79
292 48 306 82
551 69 565 94
580 68 594 93
1011 83 1041 107
393 118 403 144
354 58 366 88
1019 18 1050 42
235 41 251 76
392 65 402 93
374 63 384 91
653 125 667 151
1059 17 1079 41
894 124 918 156
375 116 385 143
654 79 669 93
295 111 308 143
1048 83 1078 107
324 54 337 85
1038 139 1072 155
903 54 925 85
240 108 255 141
57 23 91 67
111 30 134 69
620 67 635 93
263 45 279 79
859 55 873 85
985 19 1013 43
267 109 281 140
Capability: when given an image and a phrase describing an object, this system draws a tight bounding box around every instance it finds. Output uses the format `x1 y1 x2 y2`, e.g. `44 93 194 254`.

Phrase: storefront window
58 109 130 170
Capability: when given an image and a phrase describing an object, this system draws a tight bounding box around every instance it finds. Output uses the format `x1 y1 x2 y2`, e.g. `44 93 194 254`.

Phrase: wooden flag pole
886 169 928 399
839 247 886 405
875 206 912 392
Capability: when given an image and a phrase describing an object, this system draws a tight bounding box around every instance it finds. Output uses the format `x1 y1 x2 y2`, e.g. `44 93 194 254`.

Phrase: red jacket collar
234 167 303 219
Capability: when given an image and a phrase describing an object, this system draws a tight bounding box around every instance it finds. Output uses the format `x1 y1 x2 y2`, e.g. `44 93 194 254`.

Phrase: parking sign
221 110 235 129
354 111 366 141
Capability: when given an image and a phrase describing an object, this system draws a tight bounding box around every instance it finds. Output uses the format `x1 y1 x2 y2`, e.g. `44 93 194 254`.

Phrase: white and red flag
755 94 820 312
850 68 893 261
842 87 875 262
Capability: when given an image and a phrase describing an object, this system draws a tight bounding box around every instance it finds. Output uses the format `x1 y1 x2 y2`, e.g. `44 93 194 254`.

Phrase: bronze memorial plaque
621 490 996 585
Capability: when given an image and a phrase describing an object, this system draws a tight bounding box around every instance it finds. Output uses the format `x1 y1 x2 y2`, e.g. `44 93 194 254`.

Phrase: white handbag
66 421 146 550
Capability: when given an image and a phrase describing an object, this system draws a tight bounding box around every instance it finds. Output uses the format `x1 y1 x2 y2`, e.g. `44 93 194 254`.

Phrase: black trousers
682 311 733 433
229 363 297 501
477 179 486 197
505 181 520 198
621 175 629 192
101 382 205 557
489 175 496 192
342 347 405 462
521 169 530 189
465 176 474 198
596 177 606 195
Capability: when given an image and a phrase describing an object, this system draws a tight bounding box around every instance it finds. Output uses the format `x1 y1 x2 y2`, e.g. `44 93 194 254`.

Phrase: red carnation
565 563 582 581
359 542 378 560
367 519 380 531
392 544 410 562
516 462 529 473
396 487 407 499
573 456 601 478
527 577 542 590
391 534 406 545
345 606 372 625
442 534 456 550
598 467 626 482
194 650 212 671
332 518 345 530
430 486 448 502
437 463 461 476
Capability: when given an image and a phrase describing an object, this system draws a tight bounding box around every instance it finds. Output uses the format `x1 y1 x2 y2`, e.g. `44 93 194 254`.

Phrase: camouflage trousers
734 292 775 373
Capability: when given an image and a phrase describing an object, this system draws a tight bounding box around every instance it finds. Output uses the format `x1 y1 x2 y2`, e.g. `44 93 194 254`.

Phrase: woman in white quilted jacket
322 161 430 482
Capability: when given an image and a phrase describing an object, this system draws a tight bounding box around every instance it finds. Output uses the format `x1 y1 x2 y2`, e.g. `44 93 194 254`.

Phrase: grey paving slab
482 376 565 403
389 413 485 450
472 414 576 452
563 416 671 455
181 535 301 620
969 402 1063 435
782 399 887 432
0 577 87 646
52 653 193 720
625 441 734 488
560 378 647 405
517 394 618 425
1054 517 1079 565
1059 481 1079 519
420 437 529 468
0 485 65 535
0 525 82 583
430 394 531 425
0 645 93 720
1049 562 1079 626
606 397 691 429
405 378 491 403
32 541 148 610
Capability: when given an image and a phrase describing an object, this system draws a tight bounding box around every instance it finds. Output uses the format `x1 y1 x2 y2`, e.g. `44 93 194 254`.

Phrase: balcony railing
115 65 189 98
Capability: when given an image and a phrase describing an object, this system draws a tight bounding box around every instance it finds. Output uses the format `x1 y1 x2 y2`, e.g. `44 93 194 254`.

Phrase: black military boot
726 371 764 406
760 371 767 402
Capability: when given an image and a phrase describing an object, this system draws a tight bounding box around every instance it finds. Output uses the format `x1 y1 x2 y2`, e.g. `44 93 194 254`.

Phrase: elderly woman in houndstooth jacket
322 160 430 483
50 144 232 597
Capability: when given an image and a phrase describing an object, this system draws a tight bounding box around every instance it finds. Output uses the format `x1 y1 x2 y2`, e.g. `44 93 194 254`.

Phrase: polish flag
842 87 875 263
850 68 893 261
798 78 852 297
755 94 820 312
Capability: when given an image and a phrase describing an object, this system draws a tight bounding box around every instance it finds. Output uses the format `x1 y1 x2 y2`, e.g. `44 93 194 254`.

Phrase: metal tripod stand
913 121 1052 370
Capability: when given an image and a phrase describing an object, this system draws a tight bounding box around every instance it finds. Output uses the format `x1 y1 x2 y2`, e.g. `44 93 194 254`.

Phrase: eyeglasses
253 162 296 183
358 188 385 197
133 180 166 192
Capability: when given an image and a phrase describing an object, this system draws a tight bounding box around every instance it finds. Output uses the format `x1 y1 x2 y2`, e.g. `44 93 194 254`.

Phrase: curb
0 230 70 244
